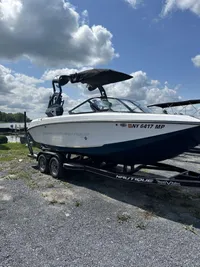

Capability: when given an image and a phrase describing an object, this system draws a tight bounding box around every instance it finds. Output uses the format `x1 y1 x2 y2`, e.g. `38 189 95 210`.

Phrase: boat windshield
69 97 151 114
121 99 152 113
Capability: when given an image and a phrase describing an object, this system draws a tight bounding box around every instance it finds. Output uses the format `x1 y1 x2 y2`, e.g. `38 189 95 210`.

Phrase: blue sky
0 0 200 118
70 0 200 98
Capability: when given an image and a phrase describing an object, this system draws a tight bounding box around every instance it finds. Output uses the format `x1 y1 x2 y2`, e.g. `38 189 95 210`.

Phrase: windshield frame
68 97 151 114
120 99 152 113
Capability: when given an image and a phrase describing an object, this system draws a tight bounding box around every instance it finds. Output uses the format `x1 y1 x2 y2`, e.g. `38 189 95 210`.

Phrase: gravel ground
1 152 200 267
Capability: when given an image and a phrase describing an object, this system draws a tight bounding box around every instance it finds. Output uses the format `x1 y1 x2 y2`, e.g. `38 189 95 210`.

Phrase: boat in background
148 99 200 118
0 122 31 133
148 99 200 154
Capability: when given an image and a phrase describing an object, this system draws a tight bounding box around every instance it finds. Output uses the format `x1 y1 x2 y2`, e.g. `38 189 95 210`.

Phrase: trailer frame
28 148 200 188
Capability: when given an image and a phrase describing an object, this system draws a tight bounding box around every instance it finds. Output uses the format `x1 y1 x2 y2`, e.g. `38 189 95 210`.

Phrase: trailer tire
49 156 63 178
38 154 49 174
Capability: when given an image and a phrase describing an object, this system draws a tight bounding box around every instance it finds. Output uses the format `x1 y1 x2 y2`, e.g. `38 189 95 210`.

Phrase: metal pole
24 111 27 133
24 111 33 155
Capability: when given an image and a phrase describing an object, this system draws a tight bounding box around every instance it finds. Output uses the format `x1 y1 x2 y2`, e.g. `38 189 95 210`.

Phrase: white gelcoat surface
28 112 200 148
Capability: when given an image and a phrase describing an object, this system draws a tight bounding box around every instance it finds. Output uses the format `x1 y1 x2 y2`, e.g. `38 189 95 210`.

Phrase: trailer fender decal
116 174 154 183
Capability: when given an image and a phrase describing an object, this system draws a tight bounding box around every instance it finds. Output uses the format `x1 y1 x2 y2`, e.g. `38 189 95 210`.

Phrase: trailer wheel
49 156 63 178
38 154 49 174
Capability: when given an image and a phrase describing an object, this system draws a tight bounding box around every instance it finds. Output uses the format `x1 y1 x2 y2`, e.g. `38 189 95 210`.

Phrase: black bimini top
55 69 133 89
148 99 200 108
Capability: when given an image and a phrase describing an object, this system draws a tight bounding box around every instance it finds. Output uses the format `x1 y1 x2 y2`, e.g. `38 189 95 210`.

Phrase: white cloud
0 0 118 68
105 70 181 105
0 0 22 22
42 67 88 81
0 65 12 93
0 65 182 119
192 54 200 67
161 0 200 17
81 10 89 25
0 65 50 118
125 0 143 9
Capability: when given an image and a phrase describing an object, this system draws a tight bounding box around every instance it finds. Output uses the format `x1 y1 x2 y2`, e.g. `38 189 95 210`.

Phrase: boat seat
45 92 64 117
90 102 100 112
48 93 63 106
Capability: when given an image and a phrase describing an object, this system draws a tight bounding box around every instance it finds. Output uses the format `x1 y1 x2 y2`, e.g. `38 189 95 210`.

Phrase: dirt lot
1 151 200 267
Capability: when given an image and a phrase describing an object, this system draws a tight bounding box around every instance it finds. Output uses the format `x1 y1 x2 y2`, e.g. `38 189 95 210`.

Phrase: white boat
28 69 200 165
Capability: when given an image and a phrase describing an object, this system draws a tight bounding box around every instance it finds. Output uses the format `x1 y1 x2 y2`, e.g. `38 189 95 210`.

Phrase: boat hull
30 126 200 164
28 114 200 164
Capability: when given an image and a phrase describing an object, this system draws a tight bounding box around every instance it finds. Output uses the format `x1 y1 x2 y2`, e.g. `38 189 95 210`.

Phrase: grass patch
62 181 73 188
49 199 58 204
117 212 131 223
46 183 55 188
0 143 40 162
17 171 39 189
6 169 38 189
75 200 82 207
27 180 39 189
49 198 65 205
8 169 18 175
0 144 10 150
183 224 198 235
17 170 31 180
0 143 27 161
6 174 19 180
0 144 40 189
136 222 146 230
7 170 30 180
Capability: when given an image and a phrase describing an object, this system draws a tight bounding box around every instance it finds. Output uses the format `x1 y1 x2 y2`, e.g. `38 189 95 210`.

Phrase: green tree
0 111 31 122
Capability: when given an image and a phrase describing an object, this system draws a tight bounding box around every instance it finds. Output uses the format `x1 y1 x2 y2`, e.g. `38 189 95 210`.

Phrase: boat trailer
28 149 200 188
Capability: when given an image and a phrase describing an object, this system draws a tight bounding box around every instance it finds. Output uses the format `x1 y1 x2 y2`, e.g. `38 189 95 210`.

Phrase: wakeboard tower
45 68 132 117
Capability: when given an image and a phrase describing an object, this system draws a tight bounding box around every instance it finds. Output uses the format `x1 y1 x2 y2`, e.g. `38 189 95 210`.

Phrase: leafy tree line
0 111 31 122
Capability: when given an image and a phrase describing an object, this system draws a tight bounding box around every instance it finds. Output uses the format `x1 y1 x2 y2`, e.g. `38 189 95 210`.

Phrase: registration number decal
127 123 165 129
